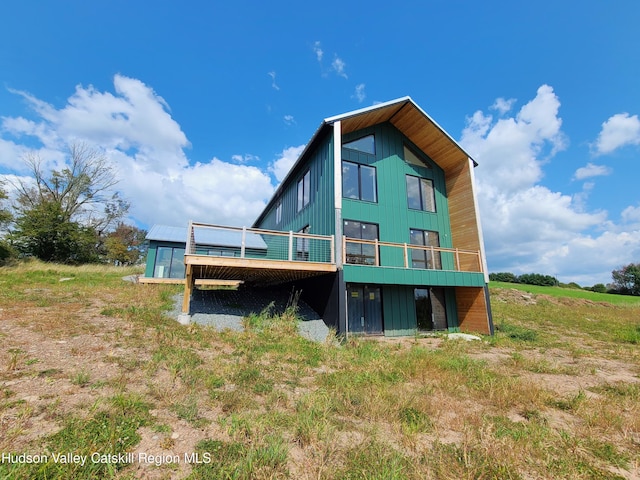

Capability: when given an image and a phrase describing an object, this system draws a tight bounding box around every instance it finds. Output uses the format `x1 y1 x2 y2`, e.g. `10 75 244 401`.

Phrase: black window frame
406 175 436 212
344 220 379 265
409 229 441 270
343 134 376 155
275 201 282 225
296 225 310 261
297 170 311 212
153 246 186 278
342 160 378 203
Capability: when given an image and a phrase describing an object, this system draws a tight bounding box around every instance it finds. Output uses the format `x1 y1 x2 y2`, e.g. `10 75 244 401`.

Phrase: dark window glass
342 161 377 203
344 220 379 265
342 162 359 199
404 144 432 168
360 165 377 202
343 134 375 155
275 202 282 224
154 247 185 278
296 225 310 261
409 229 441 269
406 176 422 210
297 170 311 211
406 175 435 212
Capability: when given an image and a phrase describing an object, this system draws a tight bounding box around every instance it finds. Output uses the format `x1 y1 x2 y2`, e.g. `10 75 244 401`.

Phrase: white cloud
594 112 640 155
313 41 323 62
1 75 275 228
231 153 259 164
461 85 567 195
490 97 516 115
460 85 639 285
352 84 366 103
331 56 348 79
270 145 305 183
283 115 295 126
267 71 280 91
573 162 612 180
621 204 640 224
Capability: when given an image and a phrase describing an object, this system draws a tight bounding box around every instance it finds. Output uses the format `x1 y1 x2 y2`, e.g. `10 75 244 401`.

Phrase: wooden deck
180 223 338 314
181 255 337 313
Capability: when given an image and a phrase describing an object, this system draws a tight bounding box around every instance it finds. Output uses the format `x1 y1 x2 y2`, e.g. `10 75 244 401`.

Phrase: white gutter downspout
333 120 348 339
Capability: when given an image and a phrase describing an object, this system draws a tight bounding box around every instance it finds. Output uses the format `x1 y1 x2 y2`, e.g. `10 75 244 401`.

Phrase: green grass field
0 261 638 479
490 280 640 306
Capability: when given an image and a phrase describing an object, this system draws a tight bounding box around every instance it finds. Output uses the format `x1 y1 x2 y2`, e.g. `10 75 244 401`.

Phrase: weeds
1 263 639 479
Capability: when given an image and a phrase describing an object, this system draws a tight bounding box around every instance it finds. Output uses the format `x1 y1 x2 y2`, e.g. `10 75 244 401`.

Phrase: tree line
0 143 146 266
490 266 640 296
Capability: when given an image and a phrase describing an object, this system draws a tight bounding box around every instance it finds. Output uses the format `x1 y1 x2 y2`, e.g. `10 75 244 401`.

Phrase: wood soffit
336 100 473 175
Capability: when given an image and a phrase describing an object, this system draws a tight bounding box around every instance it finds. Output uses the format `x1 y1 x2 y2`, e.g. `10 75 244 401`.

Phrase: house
143 97 494 336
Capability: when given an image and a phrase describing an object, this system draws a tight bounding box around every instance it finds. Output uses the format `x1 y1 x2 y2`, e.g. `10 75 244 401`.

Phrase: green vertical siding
255 131 335 238
382 285 417 337
144 243 157 277
342 123 453 257
445 289 459 331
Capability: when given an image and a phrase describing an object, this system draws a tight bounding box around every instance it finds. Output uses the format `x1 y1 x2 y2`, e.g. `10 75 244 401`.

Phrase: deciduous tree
104 223 147 265
611 263 640 296
10 143 129 263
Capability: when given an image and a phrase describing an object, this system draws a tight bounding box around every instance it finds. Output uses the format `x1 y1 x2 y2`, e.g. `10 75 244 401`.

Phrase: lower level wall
382 285 417 337
454 285 491 334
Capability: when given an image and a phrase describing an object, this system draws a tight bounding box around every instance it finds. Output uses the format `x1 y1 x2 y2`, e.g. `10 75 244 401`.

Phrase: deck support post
288 231 293 261
403 243 408 268
181 263 194 318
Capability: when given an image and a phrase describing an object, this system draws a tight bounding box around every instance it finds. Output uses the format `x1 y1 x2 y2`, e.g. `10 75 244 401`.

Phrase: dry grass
0 261 638 479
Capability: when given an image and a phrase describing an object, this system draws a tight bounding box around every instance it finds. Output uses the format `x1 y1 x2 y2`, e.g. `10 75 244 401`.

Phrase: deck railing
184 222 482 273
342 237 483 273
185 221 335 264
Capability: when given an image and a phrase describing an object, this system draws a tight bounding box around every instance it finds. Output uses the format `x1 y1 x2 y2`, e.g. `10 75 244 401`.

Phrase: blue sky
1 1 639 285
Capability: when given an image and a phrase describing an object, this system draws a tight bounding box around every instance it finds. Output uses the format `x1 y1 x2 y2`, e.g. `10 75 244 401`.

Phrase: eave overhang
254 96 477 227
324 96 477 170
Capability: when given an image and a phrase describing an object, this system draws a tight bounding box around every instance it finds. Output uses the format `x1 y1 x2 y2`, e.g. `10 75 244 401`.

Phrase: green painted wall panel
342 123 454 252
145 243 157 277
343 264 485 287
255 132 335 239
382 285 417 337
445 289 459 331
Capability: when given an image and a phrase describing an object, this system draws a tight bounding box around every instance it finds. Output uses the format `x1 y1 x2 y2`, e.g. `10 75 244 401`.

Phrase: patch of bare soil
0 292 249 479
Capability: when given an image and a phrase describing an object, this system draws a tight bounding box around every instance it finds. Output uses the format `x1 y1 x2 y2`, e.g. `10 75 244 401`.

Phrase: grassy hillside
0 261 638 479
490 281 640 306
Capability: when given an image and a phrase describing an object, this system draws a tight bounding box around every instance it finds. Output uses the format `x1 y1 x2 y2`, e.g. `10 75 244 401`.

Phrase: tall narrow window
297 170 311 212
410 229 441 269
406 175 435 212
344 220 379 265
275 201 282 225
343 134 375 155
342 161 377 202
296 225 310 261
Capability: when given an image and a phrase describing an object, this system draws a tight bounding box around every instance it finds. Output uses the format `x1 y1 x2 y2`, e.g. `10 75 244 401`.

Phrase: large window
343 134 375 155
344 220 379 265
342 161 377 202
153 246 186 278
297 170 311 212
406 175 436 212
410 229 441 270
